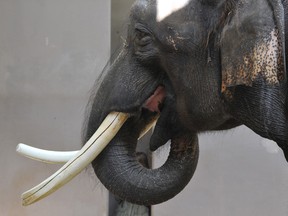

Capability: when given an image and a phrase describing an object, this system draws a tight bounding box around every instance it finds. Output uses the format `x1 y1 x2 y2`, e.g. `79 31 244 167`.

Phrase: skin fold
84 0 288 206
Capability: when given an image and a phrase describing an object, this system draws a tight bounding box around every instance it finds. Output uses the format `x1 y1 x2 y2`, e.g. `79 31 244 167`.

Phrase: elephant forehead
131 0 156 21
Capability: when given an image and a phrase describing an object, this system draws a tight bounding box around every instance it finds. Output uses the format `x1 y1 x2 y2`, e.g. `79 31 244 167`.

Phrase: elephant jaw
17 86 167 205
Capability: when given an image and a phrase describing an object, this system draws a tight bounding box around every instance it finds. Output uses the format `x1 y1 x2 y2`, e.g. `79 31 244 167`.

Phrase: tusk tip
22 199 30 207
21 193 31 206
21 191 42 206
16 143 24 153
21 197 34 206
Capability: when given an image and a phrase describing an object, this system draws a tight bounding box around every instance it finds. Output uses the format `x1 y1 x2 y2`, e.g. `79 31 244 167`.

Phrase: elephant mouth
17 85 168 205
143 85 166 113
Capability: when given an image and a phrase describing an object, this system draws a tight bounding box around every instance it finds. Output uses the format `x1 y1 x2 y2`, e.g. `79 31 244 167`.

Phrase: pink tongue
144 86 166 113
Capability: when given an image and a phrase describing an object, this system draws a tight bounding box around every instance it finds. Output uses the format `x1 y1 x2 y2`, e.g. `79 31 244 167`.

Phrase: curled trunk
93 118 199 205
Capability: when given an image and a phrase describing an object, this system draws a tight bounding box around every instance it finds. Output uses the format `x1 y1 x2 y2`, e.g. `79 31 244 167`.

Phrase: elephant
80 0 288 206
18 0 288 208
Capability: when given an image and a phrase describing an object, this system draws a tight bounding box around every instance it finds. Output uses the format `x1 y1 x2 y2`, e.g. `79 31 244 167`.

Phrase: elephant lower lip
143 86 166 113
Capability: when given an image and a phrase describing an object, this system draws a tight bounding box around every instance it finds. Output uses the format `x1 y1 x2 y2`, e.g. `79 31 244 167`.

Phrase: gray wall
153 128 288 215
0 1 110 215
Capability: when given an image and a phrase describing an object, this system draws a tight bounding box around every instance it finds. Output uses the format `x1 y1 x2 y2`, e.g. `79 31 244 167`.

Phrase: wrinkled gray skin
84 0 288 206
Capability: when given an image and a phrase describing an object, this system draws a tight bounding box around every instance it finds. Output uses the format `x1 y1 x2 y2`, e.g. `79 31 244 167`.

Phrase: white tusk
21 112 128 206
16 143 78 164
17 116 159 164
138 115 159 140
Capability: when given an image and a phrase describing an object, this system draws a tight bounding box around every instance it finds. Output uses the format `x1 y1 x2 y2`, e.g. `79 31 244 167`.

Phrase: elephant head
20 0 288 207
83 0 286 205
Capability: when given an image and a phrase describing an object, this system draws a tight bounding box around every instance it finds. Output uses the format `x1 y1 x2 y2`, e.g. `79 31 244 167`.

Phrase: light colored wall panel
0 1 110 215
153 127 288 215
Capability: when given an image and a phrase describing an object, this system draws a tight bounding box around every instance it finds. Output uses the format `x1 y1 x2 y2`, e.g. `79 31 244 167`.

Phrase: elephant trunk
82 49 199 205
93 117 199 205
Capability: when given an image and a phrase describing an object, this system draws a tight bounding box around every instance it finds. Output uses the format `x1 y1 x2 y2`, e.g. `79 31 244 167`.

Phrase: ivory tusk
21 112 128 206
16 143 78 164
138 114 159 140
17 116 158 164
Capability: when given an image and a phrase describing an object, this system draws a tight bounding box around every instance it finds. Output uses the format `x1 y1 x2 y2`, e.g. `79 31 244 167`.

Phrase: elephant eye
133 24 159 63
136 32 152 46
134 25 153 47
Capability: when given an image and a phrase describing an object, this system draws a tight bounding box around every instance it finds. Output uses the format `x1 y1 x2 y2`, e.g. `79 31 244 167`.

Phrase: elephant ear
220 0 286 93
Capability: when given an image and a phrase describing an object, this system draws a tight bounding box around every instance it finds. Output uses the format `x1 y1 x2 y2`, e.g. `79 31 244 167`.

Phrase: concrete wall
153 128 288 215
0 1 110 215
